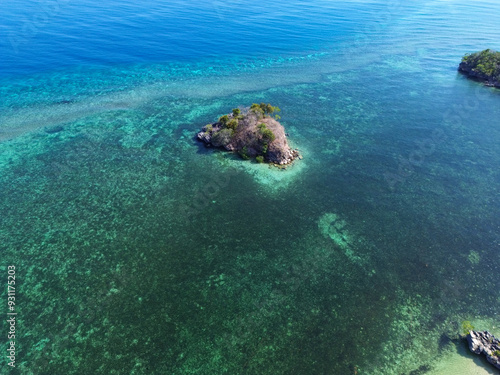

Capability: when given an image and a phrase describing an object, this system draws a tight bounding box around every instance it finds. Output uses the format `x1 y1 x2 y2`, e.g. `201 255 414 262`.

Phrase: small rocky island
467 330 500 370
197 103 299 166
458 49 500 88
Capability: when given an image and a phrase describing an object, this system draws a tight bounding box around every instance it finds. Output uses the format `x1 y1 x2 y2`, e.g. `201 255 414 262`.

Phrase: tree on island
250 103 281 118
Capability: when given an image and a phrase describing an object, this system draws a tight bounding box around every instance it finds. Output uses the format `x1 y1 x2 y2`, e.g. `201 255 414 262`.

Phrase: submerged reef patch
318 212 374 275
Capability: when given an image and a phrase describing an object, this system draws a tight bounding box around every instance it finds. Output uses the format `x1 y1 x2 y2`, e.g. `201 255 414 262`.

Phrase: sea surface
1 0 499 374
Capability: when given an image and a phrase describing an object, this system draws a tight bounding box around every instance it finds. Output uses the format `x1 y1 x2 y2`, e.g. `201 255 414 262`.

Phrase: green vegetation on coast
459 49 500 87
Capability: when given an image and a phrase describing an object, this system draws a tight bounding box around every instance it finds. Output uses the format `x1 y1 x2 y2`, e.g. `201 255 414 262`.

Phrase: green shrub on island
257 123 275 140
261 103 280 115
256 122 275 153
461 320 475 335
493 350 500 358
250 103 264 117
232 108 241 117
250 103 281 117
262 129 275 143
259 126 276 144
239 146 250 160
256 155 265 163
219 115 230 126
226 119 238 131
211 128 233 147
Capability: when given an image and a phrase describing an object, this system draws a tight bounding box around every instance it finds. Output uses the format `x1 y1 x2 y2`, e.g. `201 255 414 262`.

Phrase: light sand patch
206 137 308 192
429 344 498 375
221 152 306 192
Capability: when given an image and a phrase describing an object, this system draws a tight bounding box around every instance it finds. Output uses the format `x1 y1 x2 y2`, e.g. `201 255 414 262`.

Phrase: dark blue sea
1 0 499 374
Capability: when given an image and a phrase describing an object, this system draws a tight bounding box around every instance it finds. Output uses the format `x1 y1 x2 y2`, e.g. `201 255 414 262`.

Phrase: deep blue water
0 0 370 76
1 1 500 374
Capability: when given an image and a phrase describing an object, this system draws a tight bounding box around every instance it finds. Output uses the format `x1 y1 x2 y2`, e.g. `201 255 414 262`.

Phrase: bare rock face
467 330 500 370
197 106 299 166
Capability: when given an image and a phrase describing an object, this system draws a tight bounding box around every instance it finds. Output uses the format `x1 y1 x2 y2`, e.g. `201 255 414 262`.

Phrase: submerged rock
197 104 300 165
467 330 500 370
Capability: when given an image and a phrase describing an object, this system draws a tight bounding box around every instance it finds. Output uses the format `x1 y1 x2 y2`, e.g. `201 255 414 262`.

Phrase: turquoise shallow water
1 0 500 374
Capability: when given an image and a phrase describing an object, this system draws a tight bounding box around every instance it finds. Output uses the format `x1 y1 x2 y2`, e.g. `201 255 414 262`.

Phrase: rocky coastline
458 49 500 88
467 330 500 370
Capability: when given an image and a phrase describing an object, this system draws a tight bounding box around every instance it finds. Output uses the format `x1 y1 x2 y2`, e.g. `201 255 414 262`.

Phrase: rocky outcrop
459 61 500 87
458 49 500 88
197 105 300 166
467 330 500 370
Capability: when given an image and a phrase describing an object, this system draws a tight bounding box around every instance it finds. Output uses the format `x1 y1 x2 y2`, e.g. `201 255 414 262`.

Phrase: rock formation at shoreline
197 103 299 166
458 49 500 88
467 330 500 370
